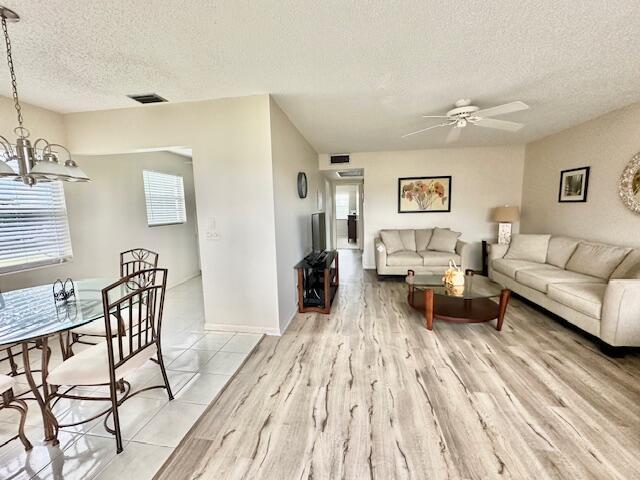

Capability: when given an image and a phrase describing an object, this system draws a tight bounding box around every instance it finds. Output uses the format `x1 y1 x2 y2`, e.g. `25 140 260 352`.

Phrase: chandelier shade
0 6 89 185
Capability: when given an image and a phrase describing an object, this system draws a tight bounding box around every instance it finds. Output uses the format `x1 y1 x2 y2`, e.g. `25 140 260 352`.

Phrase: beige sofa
489 234 640 349
375 228 470 276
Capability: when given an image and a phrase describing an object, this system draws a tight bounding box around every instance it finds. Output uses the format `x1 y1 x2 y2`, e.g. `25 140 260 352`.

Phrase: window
335 192 349 220
0 180 73 274
143 170 186 226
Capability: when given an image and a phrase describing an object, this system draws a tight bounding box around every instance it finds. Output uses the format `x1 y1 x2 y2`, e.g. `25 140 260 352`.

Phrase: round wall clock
297 172 308 198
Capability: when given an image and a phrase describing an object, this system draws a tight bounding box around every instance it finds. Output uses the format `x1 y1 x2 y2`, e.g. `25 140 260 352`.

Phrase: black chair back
101 268 167 369
119 248 159 278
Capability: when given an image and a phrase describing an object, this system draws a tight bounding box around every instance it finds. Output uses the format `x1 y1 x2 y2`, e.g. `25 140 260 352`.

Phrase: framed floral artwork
558 167 590 203
398 176 452 213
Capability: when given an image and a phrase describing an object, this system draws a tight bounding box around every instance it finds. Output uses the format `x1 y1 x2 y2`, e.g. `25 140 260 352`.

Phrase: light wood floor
156 250 640 480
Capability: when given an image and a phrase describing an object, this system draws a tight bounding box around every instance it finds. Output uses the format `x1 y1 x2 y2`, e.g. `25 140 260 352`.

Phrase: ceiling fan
402 99 529 143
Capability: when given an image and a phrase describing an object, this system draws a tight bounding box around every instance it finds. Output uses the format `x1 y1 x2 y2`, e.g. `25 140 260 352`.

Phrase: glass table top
0 278 119 346
405 273 503 299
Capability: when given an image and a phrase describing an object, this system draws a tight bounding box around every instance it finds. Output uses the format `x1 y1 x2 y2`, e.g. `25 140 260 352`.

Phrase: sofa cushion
515 267 604 293
398 229 417 251
492 258 551 279
380 230 404 254
546 236 580 269
427 227 460 253
418 251 461 267
387 250 422 266
548 283 606 319
611 249 640 279
415 229 434 251
565 242 630 280
504 234 551 263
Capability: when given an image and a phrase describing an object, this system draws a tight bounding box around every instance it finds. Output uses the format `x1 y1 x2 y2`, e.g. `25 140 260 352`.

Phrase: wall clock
297 172 308 198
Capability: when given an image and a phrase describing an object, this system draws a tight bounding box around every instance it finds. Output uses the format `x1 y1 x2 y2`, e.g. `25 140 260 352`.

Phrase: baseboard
278 307 298 336
167 271 201 290
204 322 280 336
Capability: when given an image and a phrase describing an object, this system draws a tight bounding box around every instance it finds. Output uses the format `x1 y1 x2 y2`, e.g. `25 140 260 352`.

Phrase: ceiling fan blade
473 118 524 132
401 122 453 138
474 101 529 118
446 127 462 143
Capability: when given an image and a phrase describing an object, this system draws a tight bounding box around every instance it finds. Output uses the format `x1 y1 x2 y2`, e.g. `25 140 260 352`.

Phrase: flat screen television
311 212 326 252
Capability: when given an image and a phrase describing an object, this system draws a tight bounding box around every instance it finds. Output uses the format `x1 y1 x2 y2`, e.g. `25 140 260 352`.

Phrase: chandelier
0 6 89 185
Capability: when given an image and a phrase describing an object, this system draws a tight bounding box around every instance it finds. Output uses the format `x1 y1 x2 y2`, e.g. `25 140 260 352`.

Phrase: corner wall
63 95 281 334
269 98 319 333
319 146 526 269
521 102 640 247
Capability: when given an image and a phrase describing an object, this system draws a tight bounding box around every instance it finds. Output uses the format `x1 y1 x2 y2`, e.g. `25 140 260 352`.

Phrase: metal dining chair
69 248 159 351
0 374 32 450
45 268 173 454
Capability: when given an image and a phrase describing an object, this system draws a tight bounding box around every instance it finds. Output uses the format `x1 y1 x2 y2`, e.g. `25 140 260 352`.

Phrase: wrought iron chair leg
109 379 124 454
156 345 174 401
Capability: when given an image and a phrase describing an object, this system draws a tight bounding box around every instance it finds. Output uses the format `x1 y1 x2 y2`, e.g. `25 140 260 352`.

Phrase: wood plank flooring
155 250 640 480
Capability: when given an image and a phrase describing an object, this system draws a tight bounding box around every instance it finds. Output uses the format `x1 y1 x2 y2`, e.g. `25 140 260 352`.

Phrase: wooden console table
295 251 339 314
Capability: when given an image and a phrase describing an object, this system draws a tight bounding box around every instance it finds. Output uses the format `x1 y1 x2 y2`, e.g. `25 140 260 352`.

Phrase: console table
295 251 339 314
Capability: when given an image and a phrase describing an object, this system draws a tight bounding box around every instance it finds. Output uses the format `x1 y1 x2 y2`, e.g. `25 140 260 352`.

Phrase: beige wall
0 96 67 146
0 151 199 291
269 98 319 332
320 146 526 269
521 102 640 247
63 95 281 334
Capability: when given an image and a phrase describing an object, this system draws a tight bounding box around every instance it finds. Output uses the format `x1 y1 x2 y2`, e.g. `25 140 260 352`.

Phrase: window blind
0 180 73 274
335 192 349 220
143 170 187 226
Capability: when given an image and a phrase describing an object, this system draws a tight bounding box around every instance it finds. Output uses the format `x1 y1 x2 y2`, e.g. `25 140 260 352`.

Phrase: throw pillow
504 234 551 263
546 236 580 269
415 229 434 251
566 242 631 280
398 229 417 251
427 227 461 253
611 249 640 279
380 230 404 254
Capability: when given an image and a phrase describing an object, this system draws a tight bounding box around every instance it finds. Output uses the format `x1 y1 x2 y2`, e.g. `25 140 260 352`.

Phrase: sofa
488 234 640 349
375 227 470 276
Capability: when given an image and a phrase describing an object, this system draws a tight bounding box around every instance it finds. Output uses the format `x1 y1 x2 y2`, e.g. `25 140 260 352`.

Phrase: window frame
142 170 187 227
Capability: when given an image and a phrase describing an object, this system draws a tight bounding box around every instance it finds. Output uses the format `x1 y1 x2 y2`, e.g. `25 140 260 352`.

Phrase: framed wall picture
559 167 590 203
398 176 452 213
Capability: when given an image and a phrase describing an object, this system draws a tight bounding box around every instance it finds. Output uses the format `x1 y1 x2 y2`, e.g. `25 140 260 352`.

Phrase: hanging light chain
1 15 23 131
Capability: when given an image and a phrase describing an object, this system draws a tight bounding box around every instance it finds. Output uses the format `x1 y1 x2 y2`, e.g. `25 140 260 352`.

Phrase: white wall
269 98 319 332
320 146 525 269
63 95 281 334
521 102 640 247
0 151 199 291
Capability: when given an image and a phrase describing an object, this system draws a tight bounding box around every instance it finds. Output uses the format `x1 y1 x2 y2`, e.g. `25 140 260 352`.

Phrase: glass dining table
0 277 117 444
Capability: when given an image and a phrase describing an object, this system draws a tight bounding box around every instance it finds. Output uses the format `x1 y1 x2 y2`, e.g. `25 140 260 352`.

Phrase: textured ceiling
2 1 640 153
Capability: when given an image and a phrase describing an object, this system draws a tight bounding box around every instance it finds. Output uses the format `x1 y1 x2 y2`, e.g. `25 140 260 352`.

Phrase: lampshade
30 156 71 180
0 159 16 176
492 205 520 222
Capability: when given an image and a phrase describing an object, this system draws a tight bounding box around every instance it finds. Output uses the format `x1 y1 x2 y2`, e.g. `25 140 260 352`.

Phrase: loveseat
375 227 470 276
489 234 640 349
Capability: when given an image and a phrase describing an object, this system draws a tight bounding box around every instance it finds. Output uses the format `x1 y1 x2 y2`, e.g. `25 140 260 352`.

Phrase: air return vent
330 154 350 164
337 169 363 178
127 93 168 104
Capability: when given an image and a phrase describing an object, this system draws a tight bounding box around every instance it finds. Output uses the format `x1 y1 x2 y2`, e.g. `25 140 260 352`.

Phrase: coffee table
405 270 510 331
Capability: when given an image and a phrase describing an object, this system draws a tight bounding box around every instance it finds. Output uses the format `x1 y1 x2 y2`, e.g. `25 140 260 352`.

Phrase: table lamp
492 205 520 244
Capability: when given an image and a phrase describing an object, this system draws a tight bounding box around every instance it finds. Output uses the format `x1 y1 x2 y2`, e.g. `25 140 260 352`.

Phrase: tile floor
0 276 262 480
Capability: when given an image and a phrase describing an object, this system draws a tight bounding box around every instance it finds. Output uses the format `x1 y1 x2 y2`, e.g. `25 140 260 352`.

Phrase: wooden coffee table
406 270 510 331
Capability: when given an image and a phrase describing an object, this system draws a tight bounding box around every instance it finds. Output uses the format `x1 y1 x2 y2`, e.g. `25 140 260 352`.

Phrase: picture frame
558 167 590 203
398 176 452 213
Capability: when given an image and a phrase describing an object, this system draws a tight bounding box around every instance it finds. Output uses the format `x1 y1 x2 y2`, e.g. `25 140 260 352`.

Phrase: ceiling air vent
127 93 168 104
337 169 363 178
330 154 350 164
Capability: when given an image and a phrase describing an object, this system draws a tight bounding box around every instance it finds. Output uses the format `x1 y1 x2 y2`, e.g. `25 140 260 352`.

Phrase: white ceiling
3 1 640 153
